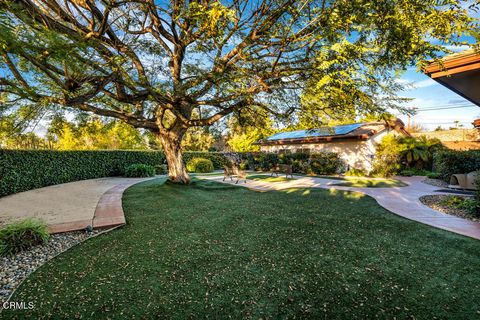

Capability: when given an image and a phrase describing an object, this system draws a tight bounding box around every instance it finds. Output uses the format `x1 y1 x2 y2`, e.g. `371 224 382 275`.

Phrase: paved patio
202 174 480 240
0 177 152 233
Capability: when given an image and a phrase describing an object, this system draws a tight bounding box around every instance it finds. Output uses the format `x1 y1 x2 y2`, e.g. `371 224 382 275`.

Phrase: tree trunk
158 128 191 184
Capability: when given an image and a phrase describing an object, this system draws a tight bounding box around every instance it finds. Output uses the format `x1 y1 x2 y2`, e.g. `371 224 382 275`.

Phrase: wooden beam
430 62 480 78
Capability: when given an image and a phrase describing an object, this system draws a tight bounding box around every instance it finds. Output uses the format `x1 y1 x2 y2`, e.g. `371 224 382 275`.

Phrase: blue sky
394 66 480 130
392 15 480 131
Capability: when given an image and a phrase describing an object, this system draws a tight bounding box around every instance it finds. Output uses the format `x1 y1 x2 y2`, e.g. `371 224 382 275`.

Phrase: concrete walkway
0 177 152 233
202 174 480 240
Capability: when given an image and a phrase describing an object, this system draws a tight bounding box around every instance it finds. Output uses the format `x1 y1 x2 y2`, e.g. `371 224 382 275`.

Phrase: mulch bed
419 195 480 223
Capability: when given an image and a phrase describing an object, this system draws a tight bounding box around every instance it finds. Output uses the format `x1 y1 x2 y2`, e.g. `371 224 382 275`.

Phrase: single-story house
255 119 410 172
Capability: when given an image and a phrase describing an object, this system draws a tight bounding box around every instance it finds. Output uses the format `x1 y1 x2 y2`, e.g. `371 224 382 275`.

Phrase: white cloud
412 79 436 89
442 45 471 53
396 78 437 90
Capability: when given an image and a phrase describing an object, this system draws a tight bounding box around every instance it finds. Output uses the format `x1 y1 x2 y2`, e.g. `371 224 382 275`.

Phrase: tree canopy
0 0 478 182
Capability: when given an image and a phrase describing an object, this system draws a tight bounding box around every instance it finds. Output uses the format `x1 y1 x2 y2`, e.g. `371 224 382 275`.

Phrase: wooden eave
424 50 480 79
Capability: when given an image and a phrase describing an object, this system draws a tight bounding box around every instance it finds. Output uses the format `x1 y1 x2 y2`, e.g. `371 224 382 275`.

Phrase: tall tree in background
181 127 215 151
47 115 148 150
0 0 477 183
227 107 275 151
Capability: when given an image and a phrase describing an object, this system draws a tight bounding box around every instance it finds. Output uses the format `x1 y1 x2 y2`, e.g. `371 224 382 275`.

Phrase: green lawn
5 178 479 319
190 171 224 176
331 178 407 188
248 174 295 182
293 174 406 188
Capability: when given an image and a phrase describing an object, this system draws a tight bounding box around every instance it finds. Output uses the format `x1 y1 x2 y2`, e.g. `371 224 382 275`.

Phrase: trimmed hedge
433 150 480 181
0 150 341 196
237 152 342 175
0 150 228 197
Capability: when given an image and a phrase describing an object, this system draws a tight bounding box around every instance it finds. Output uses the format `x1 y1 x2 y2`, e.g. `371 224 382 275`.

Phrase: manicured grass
190 171 223 176
5 178 480 319
248 174 295 182
331 178 407 188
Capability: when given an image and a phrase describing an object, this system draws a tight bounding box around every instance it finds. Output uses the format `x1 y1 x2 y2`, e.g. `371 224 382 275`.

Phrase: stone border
0 225 123 312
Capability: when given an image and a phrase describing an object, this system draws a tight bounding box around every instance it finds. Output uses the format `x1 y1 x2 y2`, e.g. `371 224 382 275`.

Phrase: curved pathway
0 177 153 233
202 174 480 240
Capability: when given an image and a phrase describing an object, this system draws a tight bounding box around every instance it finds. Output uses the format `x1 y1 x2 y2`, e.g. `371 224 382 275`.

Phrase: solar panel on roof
266 123 365 141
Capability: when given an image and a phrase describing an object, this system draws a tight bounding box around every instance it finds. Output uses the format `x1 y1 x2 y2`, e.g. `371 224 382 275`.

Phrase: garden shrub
186 158 214 173
239 152 340 175
0 219 49 256
0 150 229 197
440 195 478 216
373 135 443 177
426 172 441 179
308 153 342 175
124 164 156 177
155 164 168 175
399 169 431 177
345 168 366 177
183 152 226 169
474 171 480 216
433 150 480 181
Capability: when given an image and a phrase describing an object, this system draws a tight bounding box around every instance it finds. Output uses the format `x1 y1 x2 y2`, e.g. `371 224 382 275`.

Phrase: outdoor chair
271 164 294 179
223 164 247 184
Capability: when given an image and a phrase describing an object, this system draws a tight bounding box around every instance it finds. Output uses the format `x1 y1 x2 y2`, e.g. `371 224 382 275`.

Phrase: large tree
0 0 477 183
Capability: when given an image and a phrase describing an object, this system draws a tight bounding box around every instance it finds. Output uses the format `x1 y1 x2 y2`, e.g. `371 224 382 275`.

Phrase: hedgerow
0 150 227 197
433 150 480 181
0 150 342 196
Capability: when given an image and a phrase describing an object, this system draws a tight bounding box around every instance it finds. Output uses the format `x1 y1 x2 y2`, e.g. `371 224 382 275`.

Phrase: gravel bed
419 195 480 223
422 178 448 188
0 229 100 305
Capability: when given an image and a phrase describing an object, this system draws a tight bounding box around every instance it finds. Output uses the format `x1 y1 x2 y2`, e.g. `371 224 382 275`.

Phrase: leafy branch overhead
0 0 477 182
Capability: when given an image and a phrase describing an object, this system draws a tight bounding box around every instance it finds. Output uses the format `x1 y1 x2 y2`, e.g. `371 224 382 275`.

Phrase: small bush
186 158 214 173
183 152 226 169
373 135 443 177
473 171 480 215
124 164 156 177
309 153 342 175
433 150 480 181
399 169 431 177
440 196 478 216
426 172 441 179
345 168 366 177
0 219 49 256
155 164 168 175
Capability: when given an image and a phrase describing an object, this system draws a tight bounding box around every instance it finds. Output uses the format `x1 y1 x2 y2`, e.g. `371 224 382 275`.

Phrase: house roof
256 119 409 146
423 48 480 107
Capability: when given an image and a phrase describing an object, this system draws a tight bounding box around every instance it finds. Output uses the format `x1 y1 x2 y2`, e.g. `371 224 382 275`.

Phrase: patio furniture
449 171 478 190
223 165 247 184
271 164 294 179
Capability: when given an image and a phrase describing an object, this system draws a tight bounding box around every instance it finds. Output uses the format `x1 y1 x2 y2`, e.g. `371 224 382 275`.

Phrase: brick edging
48 178 151 234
